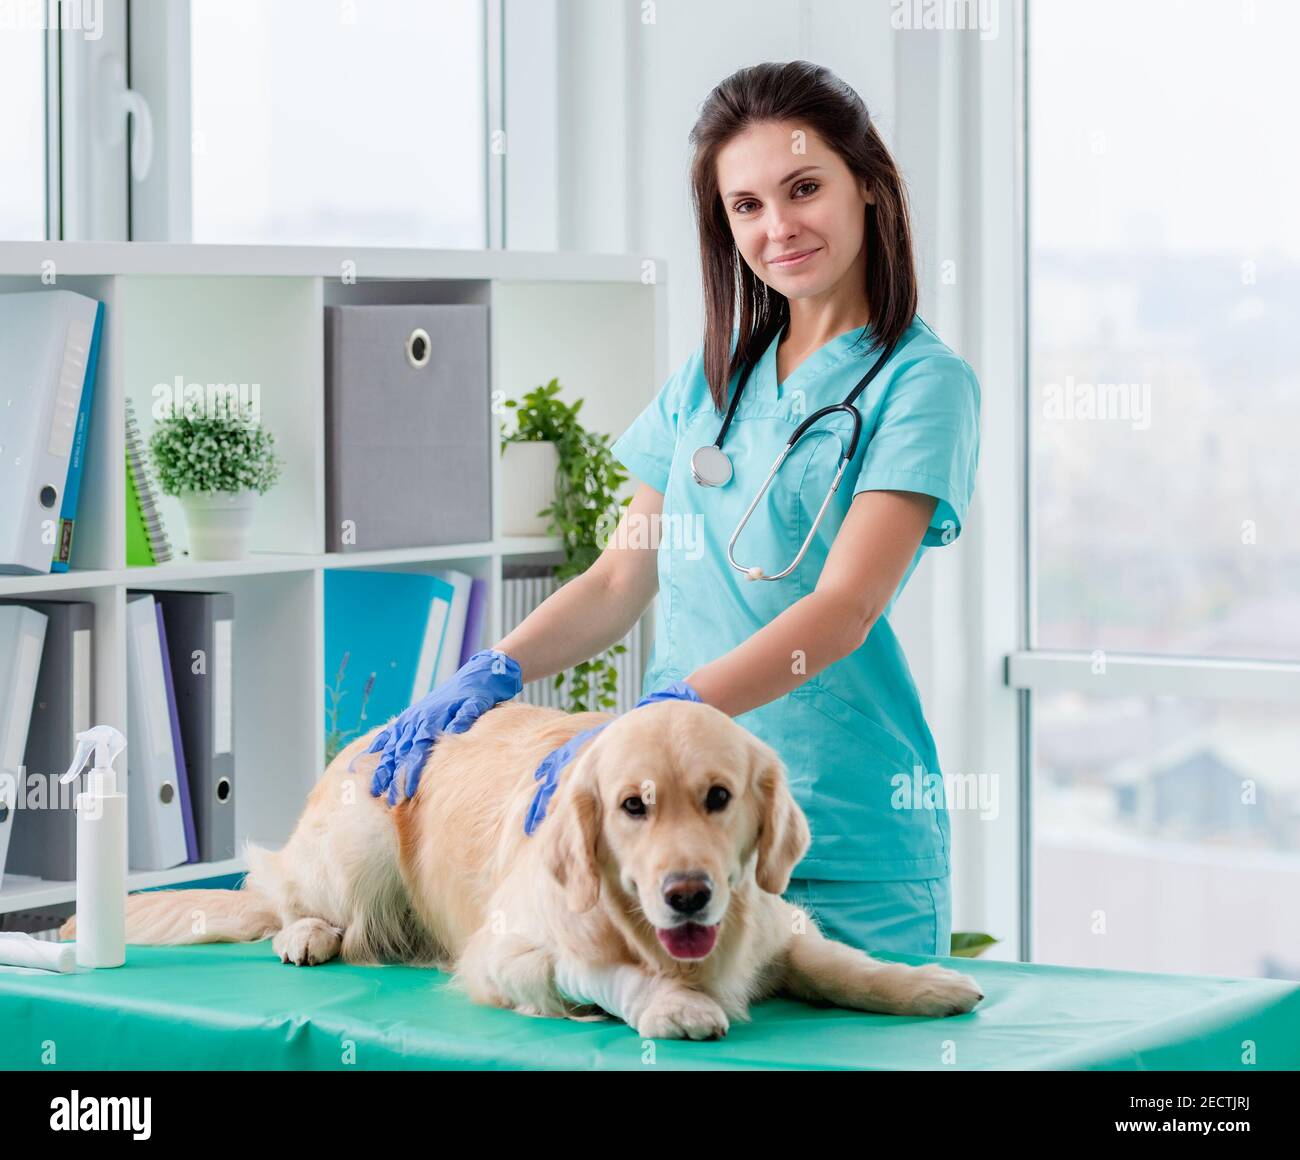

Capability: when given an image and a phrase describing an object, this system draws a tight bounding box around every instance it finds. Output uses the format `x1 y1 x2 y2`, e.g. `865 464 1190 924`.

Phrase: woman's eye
622 796 646 817
733 199 757 215
793 180 819 197
706 786 731 813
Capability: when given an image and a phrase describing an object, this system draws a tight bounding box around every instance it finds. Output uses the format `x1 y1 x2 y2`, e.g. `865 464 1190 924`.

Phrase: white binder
0 290 103 574
125 594 188 871
0 605 48 888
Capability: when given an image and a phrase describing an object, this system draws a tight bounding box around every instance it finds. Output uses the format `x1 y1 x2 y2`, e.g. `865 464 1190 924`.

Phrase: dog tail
58 842 281 946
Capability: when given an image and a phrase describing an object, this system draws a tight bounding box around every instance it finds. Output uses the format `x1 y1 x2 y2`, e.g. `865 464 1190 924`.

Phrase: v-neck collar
757 321 875 403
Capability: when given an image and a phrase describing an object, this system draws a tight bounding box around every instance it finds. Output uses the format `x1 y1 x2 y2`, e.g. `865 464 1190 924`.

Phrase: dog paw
897 963 984 1017
273 919 343 966
636 989 729 1040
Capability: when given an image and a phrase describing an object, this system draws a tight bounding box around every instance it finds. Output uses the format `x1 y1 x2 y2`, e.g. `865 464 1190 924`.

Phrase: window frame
1011 0 1300 965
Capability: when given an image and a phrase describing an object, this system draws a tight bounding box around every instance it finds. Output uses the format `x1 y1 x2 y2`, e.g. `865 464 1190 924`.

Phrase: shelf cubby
0 242 664 918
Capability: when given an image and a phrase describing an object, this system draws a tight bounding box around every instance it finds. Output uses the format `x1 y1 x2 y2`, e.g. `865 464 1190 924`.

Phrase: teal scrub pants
783 875 952 958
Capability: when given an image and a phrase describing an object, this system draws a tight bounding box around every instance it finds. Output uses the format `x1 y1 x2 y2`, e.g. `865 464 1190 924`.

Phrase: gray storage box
325 304 492 551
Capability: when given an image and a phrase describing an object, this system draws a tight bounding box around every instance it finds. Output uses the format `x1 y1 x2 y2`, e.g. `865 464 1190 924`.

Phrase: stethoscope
690 327 905 582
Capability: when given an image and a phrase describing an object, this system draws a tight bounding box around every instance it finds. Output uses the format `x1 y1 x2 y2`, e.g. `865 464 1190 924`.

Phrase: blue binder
0 290 104 574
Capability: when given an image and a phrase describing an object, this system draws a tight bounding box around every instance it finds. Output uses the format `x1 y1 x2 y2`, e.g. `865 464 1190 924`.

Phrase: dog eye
621 796 646 817
706 786 730 812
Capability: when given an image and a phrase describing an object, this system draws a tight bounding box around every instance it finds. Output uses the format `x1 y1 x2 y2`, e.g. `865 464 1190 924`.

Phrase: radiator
501 566 644 713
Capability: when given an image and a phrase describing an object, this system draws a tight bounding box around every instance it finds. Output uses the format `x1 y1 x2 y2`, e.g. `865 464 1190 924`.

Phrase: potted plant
500 377 632 713
149 399 283 561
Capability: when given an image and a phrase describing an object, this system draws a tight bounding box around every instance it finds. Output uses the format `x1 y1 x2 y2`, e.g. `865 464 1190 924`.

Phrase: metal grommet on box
216 777 232 803
159 782 175 805
405 327 432 369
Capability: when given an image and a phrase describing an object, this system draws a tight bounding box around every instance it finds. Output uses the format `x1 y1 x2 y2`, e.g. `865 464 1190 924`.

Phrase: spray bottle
60 725 127 968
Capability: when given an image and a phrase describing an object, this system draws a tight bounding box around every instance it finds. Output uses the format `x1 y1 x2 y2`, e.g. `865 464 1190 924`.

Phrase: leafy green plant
501 378 633 713
149 401 283 497
949 931 998 957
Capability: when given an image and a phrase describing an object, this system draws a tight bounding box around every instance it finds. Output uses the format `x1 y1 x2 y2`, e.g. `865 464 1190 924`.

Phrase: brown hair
689 60 919 412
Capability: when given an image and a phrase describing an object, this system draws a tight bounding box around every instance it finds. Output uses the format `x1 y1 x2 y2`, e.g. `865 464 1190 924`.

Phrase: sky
1031 0 1300 260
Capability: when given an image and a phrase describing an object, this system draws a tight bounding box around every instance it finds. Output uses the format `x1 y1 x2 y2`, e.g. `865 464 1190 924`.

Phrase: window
190 0 486 247
1033 690 1296 977
1026 0 1300 978
1030 0 1300 661
0 22 47 239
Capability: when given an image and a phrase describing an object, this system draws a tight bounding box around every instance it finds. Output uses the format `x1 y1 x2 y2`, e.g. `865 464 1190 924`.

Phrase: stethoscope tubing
699 324 907 581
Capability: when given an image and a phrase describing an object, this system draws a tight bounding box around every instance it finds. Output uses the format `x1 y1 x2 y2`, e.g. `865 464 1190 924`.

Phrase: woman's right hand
359 648 523 805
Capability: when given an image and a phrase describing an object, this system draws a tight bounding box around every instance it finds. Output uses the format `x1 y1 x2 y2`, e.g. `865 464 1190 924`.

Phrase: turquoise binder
324 570 458 752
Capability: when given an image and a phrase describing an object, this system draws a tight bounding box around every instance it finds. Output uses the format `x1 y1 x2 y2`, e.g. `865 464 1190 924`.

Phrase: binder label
214 619 232 756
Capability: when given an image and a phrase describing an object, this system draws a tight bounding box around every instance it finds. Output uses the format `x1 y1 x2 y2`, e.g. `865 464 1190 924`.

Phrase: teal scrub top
609 315 981 883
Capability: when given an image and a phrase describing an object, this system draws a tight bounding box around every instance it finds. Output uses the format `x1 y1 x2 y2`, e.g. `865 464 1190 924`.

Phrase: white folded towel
0 932 77 973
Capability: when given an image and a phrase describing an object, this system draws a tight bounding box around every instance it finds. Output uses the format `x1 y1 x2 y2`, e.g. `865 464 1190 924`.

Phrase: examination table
2 939 1296 1070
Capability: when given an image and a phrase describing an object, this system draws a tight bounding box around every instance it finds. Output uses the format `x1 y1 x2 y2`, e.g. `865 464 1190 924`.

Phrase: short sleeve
609 360 691 494
853 354 981 547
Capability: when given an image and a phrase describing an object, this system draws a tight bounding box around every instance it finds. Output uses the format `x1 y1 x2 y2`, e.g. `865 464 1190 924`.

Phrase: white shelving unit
0 242 666 918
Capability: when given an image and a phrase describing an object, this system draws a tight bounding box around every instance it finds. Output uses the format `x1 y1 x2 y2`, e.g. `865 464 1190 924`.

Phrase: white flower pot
180 490 256 560
499 441 559 536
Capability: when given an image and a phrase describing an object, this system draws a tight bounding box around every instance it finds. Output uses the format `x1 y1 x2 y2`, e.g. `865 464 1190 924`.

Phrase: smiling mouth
656 922 720 960
769 247 819 267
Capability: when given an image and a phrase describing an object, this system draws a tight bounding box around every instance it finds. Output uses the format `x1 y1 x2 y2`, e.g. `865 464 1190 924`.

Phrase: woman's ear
860 176 877 206
752 745 811 894
541 749 603 912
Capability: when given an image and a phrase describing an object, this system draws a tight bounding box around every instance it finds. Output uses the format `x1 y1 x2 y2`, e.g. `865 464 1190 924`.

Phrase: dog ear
541 748 603 913
753 745 811 894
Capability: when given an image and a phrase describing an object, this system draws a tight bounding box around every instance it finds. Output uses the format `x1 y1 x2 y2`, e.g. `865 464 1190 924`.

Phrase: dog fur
60 699 982 1039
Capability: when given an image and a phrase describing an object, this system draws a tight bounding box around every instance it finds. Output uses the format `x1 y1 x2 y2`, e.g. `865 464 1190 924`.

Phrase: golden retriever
60 699 982 1039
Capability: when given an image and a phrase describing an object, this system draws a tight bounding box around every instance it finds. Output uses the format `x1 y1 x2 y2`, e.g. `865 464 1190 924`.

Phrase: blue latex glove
362 648 523 806
524 680 702 834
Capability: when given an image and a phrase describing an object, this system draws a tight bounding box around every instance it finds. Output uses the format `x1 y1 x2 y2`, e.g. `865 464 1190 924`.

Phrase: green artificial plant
148 400 283 497
501 378 632 713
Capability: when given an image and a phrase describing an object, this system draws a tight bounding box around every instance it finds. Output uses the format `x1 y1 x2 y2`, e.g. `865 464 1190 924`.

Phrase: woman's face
715 119 873 305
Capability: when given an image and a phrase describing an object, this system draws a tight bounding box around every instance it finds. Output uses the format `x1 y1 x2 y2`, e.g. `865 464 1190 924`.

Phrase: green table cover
1 941 1296 1070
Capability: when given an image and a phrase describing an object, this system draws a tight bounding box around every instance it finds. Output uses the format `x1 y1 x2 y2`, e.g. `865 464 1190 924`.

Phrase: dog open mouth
656 922 720 959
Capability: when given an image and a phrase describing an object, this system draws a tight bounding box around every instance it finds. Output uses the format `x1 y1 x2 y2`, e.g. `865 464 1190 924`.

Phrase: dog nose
663 874 712 916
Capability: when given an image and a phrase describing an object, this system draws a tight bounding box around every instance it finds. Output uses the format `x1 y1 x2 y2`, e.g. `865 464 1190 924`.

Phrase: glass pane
1029 0 1300 661
1033 689 1299 979
0 24 46 240
191 0 485 247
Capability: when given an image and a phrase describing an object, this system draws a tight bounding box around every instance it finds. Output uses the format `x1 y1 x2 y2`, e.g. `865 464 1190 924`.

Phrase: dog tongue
657 922 718 959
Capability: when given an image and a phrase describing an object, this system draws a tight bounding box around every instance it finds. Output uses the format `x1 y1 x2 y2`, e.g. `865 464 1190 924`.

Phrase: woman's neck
782 298 872 353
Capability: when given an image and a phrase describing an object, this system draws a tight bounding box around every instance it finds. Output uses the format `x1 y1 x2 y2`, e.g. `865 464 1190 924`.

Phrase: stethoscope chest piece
690 444 733 487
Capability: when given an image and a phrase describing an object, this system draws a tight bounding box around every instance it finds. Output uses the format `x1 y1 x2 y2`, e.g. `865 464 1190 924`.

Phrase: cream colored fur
60 700 982 1039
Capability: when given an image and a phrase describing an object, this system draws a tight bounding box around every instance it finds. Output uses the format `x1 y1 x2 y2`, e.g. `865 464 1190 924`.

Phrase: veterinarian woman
368 61 979 960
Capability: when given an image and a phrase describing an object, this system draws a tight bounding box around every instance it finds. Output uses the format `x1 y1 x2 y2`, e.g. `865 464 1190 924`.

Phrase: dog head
541 700 810 962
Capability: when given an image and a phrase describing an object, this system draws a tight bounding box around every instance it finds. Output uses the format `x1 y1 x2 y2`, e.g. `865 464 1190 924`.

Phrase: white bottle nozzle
62 725 127 796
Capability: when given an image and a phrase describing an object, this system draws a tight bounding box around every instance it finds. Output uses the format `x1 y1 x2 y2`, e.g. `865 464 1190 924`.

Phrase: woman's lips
769 247 819 268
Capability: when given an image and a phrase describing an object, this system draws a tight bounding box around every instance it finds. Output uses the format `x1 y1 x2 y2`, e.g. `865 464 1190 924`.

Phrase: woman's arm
491 483 665 685
685 489 938 717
